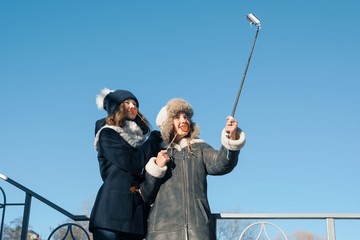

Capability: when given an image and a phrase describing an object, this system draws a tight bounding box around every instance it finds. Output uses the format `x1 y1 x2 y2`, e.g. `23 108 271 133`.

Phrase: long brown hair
105 102 150 134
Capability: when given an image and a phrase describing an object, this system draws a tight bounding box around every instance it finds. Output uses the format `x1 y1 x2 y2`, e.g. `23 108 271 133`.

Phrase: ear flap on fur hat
156 106 167 129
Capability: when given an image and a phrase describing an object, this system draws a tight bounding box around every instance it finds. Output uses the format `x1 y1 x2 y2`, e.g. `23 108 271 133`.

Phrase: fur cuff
221 128 246 151
145 157 168 178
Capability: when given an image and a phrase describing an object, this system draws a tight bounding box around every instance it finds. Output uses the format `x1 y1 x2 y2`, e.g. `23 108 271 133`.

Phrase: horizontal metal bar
212 213 360 220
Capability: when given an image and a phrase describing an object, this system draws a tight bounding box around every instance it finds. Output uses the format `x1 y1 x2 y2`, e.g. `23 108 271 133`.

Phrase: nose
179 115 186 122
129 102 137 109
129 103 138 114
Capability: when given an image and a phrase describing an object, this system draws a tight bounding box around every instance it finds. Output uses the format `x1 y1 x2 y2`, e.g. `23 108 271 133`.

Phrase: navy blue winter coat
89 119 161 236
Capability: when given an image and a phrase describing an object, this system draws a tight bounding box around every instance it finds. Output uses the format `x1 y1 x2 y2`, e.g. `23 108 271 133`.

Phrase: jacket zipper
181 149 189 240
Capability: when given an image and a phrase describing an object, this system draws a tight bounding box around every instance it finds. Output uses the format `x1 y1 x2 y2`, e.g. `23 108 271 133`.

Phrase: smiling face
173 111 191 141
123 99 138 120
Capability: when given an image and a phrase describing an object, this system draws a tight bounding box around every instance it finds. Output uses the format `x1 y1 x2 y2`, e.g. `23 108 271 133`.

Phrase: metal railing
212 213 360 239
1 173 360 240
0 173 89 240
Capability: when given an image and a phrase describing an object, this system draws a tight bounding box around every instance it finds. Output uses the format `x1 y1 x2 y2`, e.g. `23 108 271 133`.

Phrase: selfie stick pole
231 13 261 117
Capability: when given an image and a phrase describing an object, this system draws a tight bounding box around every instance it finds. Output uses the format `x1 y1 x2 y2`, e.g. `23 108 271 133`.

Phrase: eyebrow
175 112 188 117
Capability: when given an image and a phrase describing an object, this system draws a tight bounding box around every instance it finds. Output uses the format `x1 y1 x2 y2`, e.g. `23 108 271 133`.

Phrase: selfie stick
231 13 261 117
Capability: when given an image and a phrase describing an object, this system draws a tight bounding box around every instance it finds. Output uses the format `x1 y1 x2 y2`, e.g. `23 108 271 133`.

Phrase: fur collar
94 120 147 151
165 137 205 151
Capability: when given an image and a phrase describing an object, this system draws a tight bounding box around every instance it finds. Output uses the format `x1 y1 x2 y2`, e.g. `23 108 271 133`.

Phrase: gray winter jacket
141 129 246 240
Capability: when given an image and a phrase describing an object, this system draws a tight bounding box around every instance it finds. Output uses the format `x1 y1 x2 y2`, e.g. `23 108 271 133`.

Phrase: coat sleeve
140 157 168 204
203 127 246 175
141 130 162 161
201 144 239 175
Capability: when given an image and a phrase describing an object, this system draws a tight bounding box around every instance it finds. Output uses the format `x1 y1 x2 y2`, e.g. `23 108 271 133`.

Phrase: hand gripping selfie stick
230 13 261 117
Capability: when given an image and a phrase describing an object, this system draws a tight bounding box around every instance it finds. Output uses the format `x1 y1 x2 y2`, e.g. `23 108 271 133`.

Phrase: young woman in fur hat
140 98 246 240
89 88 162 240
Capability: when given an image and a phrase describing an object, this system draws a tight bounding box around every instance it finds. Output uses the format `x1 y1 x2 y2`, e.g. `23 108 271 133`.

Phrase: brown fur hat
156 98 200 144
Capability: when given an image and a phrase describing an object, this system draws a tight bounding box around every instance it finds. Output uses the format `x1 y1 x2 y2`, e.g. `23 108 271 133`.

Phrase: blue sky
1 0 359 239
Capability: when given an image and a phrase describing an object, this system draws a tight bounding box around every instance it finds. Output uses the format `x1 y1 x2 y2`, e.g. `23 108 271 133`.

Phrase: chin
178 131 189 137
127 115 137 120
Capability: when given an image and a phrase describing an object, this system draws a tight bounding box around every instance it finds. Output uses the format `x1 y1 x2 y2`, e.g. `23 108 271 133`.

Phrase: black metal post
20 193 32 240
0 187 6 240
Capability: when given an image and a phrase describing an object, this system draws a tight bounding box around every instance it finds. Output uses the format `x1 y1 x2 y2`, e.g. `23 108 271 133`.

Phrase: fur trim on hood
156 98 200 144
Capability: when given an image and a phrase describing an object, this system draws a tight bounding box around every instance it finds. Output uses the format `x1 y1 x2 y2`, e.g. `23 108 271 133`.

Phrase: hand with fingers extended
154 149 171 167
225 116 239 140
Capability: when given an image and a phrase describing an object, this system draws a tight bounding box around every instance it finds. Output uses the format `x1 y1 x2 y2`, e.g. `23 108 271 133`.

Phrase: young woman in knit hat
140 98 246 240
89 88 162 240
